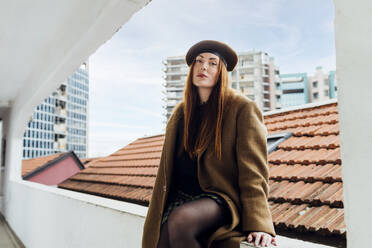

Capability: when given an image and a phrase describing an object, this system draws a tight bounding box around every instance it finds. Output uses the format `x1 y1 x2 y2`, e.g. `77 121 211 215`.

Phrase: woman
142 40 277 248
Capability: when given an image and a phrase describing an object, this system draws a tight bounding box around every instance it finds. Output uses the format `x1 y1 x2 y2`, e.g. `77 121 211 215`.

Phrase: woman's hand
246 231 277 247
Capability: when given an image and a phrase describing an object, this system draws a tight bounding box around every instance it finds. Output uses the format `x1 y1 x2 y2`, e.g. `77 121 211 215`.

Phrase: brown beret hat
185 40 238 71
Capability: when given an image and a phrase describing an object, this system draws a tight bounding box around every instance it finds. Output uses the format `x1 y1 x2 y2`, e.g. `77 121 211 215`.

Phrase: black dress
160 102 230 226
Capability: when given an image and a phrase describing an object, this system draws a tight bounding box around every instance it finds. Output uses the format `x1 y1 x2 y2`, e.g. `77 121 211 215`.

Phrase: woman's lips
197 74 207 78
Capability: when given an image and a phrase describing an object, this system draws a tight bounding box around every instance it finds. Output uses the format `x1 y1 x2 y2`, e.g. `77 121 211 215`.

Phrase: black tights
157 197 229 248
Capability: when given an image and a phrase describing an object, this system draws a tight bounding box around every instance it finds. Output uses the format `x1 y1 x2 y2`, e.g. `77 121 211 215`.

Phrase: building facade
277 67 338 109
22 62 89 159
230 51 281 112
162 56 189 123
307 66 338 102
279 73 310 108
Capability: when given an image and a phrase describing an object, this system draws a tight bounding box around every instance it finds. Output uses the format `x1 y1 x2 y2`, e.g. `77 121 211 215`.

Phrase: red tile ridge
264 100 337 118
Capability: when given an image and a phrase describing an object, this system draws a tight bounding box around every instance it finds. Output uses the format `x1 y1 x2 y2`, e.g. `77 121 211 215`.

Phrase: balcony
166 100 178 107
274 75 281 83
282 77 304 83
163 87 183 92
163 79 184 85
55 107 67 118
239 76 256 83
54 138 67 150
240 87 254 95
164 92 182 99
55 90 67 102
54 123 67 134
239 63 255 69
165 70 183 75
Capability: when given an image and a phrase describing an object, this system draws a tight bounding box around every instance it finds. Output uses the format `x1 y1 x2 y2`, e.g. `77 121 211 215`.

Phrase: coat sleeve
236 100 276 237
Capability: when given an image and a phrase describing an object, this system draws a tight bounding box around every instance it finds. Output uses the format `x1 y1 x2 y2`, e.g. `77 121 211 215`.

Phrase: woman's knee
167 198 226 239
167 205 199 237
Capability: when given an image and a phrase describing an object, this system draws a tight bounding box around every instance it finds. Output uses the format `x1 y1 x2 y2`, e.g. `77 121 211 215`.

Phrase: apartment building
279 73 310 108
231 51 281 112
162 56 189 123
308 66 337 102
277 67 337 109
22 62 89 159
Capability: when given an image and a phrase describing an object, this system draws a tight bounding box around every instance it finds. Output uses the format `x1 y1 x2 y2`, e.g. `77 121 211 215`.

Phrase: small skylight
267 132 292 153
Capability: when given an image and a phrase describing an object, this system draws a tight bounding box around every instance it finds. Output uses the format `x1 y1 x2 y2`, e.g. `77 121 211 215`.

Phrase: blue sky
88 0 335 157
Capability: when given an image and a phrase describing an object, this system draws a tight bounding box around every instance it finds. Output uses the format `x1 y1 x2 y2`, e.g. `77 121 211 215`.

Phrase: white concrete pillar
334 0 372 246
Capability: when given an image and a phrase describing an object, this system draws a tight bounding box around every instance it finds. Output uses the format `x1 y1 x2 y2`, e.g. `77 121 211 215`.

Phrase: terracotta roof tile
265 102 345 237
81 166 158 176
265 113 338 132
80 157 104 167
57 134 165 207
58 180 153 205
270 202 345 236
22 153 64 177
278 135 340 150
69 174 156 188
270 148 341 165
89 159 161 168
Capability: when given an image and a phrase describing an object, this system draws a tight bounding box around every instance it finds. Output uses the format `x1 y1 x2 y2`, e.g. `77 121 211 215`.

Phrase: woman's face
192 52 220 89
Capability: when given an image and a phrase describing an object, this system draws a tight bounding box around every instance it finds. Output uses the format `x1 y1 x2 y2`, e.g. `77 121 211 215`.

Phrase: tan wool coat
142 91 276 248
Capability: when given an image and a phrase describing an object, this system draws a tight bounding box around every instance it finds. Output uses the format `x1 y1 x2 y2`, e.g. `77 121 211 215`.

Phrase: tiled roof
22 153 65 177
58 101 345 237
80 157 103 168
265 102 345 237
22 151 85 182
58 135 163 206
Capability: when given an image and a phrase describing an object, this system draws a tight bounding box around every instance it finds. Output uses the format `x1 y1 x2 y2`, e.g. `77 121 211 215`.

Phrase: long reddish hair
178 59 234 160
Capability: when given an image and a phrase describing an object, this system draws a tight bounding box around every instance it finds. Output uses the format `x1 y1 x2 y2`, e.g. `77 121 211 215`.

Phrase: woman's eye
211 62 217 66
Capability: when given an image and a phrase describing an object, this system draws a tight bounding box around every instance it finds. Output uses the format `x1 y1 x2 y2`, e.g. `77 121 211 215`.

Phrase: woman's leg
166 197 228 248
157 220 170 248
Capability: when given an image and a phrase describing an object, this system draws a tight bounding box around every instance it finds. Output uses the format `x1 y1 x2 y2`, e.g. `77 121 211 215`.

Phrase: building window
283 89 304 94
313 81 318 88
313 92 319 99
325 90 329 96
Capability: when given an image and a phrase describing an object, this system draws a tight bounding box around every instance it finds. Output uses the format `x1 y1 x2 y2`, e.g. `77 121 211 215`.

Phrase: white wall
1 179 335 248
334 0 372 247
4 180 147 248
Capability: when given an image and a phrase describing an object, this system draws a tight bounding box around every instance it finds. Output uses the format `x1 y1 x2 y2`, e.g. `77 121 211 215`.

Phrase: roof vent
267 132 292 153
